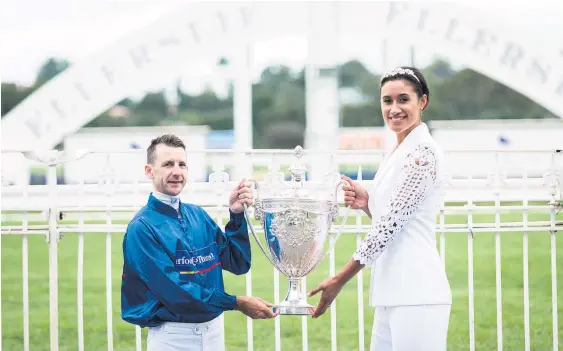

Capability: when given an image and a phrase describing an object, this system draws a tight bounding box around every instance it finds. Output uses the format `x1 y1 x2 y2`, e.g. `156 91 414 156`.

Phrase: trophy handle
322 179 352 260
242 179 278 268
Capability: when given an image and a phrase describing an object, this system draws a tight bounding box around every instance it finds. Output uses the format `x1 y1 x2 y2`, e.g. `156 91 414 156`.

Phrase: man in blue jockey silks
121 134 277 351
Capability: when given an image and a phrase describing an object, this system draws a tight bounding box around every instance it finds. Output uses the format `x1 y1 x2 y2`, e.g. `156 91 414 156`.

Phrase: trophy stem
277 277 313 316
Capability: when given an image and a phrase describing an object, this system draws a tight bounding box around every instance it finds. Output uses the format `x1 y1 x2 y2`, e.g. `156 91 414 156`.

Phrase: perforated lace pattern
353 145 437 266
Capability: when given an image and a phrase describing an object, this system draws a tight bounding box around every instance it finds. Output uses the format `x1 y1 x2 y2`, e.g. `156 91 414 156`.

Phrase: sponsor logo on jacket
176 252 215 266
175 243 220 275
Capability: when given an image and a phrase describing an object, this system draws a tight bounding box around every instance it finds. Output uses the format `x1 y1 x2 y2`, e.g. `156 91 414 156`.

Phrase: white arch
2 2 563 151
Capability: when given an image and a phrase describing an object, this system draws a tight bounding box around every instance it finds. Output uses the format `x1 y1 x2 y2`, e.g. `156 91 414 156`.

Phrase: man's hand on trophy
229 178 254 213
341 175 370 214
307 276 345 318
235 296 278 319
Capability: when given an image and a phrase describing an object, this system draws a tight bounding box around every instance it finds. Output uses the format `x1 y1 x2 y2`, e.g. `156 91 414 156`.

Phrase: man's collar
149 191 181 216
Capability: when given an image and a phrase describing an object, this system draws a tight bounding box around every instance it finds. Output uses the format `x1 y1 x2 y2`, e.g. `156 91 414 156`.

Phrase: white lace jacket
352 144 437 266
355 123 452 307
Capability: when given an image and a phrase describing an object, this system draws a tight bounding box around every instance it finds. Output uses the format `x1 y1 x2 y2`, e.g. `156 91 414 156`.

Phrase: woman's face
380 79 427 135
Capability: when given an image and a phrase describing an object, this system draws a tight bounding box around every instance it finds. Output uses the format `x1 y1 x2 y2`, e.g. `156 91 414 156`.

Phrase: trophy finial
290 145 306 182
294 145 304 159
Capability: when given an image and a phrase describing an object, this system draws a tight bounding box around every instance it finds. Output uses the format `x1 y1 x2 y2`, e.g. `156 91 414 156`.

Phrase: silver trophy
244 146 349 315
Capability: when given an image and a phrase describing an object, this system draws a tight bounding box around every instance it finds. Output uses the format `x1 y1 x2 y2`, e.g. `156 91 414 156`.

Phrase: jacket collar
372 123 430 190
388 122 429 152
147 193 180 218
151 191 180 211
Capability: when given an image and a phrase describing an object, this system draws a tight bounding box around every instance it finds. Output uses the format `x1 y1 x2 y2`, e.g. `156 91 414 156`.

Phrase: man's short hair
146 134 186 164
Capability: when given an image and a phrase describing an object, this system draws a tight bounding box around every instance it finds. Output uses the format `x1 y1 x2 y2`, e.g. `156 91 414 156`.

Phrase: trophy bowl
244 146 349 315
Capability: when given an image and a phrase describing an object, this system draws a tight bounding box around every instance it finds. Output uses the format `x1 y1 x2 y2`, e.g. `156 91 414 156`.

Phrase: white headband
381 67 420 83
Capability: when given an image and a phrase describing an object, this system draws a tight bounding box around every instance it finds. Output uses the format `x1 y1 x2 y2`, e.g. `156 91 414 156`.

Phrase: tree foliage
1 57 554 149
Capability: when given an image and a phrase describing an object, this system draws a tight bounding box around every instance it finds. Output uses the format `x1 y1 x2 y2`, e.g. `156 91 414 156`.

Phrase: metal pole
233 4 254 180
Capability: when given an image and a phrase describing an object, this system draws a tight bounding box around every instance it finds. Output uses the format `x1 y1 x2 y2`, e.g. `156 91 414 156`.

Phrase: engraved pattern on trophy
264 207 326 277
270 210 318 248
254 198 264 222
353 145 437 266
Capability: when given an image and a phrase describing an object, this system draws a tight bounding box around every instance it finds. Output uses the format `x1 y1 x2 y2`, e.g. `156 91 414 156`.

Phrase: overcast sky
1 0 562 92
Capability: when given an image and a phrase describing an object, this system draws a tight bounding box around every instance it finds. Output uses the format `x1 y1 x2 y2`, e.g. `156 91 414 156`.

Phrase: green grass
1 211 563 351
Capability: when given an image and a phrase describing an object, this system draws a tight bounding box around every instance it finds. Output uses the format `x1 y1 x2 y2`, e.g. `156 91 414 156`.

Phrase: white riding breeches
147 315 224 351
370 304 451 351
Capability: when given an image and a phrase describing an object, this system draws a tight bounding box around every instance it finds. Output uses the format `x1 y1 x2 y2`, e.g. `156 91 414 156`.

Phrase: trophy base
275 305 312 316
273 277 315 316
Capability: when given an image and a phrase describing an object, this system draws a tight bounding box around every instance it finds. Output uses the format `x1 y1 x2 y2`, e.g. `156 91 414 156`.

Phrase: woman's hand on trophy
235 296 278 319
229 178 254 213
307 276 345 318
341 175 371 216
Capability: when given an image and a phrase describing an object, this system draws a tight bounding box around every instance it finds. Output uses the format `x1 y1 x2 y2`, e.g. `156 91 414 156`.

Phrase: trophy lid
256 145 339 202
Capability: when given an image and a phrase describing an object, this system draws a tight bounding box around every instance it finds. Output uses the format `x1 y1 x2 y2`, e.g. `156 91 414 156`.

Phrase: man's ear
145 164 153 179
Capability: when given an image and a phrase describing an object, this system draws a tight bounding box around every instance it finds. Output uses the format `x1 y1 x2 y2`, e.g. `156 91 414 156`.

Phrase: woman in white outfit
308 66 452 351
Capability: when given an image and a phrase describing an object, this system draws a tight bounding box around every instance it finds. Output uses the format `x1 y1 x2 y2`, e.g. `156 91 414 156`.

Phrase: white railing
1 148 562 351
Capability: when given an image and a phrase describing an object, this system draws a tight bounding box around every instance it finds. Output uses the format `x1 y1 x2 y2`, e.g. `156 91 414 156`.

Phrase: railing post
209 160 234 349
544 150 561 351
489 152 507 351
99 154 117 351
467 175 475 351
47 162 60 351
522 173 531 351
355 165 365 351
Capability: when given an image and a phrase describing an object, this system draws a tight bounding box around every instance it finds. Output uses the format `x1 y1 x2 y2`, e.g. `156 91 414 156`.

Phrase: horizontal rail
2 205 561 229
3 223 561 236
2 187 559 207
3 148 561 155
0 230 48 236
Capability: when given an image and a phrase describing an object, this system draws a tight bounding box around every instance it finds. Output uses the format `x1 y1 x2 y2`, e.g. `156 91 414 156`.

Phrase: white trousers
147 315 224 351
370 304 451 351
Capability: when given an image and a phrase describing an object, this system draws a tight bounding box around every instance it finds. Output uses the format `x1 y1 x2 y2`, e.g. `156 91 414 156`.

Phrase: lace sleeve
352 145 438 266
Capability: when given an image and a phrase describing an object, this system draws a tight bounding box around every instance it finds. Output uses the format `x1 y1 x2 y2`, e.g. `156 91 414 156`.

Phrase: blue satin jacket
121 194 251 327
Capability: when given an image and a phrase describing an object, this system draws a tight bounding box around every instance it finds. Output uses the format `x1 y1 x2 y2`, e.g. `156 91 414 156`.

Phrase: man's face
145 144 188 196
